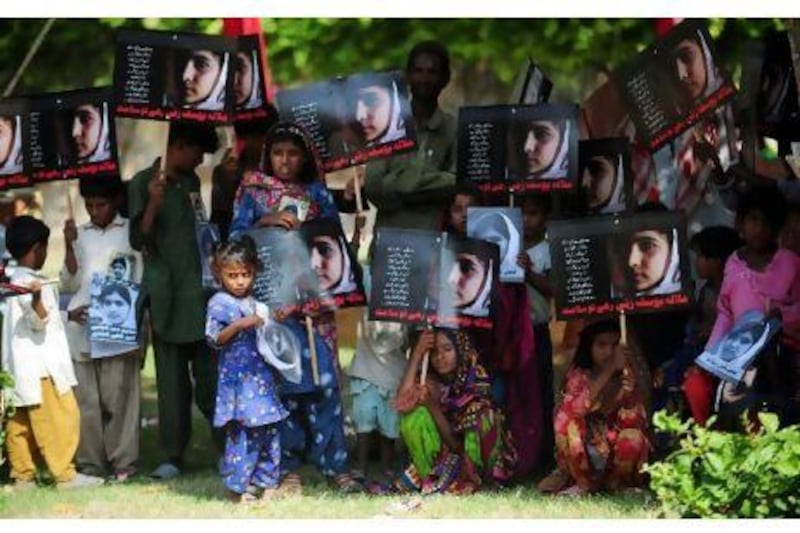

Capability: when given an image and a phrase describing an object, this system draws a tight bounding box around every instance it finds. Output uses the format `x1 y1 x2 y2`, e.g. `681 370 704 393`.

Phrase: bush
0 369 14 466
644 410 800 518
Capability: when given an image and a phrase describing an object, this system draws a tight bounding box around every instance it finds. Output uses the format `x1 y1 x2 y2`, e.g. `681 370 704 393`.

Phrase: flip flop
150 462 181 480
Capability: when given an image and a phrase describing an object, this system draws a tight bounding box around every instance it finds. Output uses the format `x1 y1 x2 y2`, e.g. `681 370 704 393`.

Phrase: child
780 204 800 256
547 320 650 496
683 185 800 426
61 175 143 482
128 121 222 479
660 226 740 417
2 216 104 489
205 237 289 503
444 183 482 237
516 193 556 472
346 214 409 485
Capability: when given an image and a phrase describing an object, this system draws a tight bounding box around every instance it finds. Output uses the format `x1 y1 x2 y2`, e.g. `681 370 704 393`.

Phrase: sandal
228 490 260 505
277 472 303 497
332 472 364 494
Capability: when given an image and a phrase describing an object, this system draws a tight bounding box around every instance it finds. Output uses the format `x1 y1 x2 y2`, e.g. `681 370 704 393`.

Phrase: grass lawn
0 344 660 518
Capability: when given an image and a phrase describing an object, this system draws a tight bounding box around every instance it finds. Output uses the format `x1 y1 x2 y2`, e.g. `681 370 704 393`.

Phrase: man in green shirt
128 122 220 480
362 41 457 231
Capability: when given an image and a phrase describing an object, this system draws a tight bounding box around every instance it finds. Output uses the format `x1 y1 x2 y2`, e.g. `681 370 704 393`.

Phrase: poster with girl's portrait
549 212 692 320
275 70 417 172
0 98 32 191
195 222 220 290
233 35 271 123
614 19 736 151
457 104 578 194
88 273 140 347
466 207 524 283
510 58 553 105
27 87 119 183
435 235 499 330
578 138 633 216
113 29 236 124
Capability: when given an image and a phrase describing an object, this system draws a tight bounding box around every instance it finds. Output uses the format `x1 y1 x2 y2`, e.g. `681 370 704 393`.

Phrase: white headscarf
695 29 723 100
457 257 493 318
372 80 406 146
538 119 571 180
241 49 263 110
329 235 357 295
597 155 626 214
0 115 23 175
83 102 112 164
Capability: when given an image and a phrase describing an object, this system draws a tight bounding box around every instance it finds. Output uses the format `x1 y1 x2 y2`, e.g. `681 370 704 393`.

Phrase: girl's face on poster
0 116 15 167
432 332 458 376
71 104 103 161
447 253 487 308
673 38 707 102
218 260 255 298
356 85 392 142
102 291 130 326
182 50 222 105
628 230 671 292
582 156 617 210
722 330 755 361
591 331 621 370
269 140 304 182
310 235 344 292
233 51 254 106
523 120 561 175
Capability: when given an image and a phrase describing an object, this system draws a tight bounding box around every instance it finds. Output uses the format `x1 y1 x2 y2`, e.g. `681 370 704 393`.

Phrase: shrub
0 369 14 466
644 410 800 518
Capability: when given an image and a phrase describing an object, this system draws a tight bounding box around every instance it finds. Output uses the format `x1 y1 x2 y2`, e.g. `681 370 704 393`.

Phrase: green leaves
645 409 800 518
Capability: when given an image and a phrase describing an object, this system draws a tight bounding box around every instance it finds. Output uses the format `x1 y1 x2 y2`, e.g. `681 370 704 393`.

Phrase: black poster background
613 20 736 152
246 218 366 313
27 87 119 183
0 98 32 191
549 212 692 320
113 29 236 124
275 71 417 172
577 137 634 216
457 103 579 194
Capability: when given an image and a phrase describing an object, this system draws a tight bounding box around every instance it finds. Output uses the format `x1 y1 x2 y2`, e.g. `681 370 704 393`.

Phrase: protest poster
696 310 781 383
510 58 553 104
113 29 236 124
457 103 578 194
27 87 119 183
195 221 220 290
434 234 499 330
613 19 736 152
246 218 366 313
88 273 140 346
466 207 524 283
548 211 692 320
0 98 31 191
369 228 497 329
232 34 272 124
578 138 634 216
275 70 416 172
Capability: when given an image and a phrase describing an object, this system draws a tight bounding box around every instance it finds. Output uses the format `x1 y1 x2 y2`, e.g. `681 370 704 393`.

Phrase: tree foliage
0 18 787 103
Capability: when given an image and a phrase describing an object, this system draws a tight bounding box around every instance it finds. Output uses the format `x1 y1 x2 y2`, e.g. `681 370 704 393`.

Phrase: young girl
545 320 650 496
392 329 517 495
229 122 361 493
684 185 800 426
206 237 288 503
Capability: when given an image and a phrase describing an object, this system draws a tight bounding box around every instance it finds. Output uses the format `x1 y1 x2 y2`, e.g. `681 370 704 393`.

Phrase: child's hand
258 211 300 230
413 330 436 358
68 305 89 325
147 166 167 209
272 306 292 322
416 383 431 407
63 219 78 244
766 307 783 323
28 280 43 302
516 252 532 272
354 214 366 233
238 314 264 331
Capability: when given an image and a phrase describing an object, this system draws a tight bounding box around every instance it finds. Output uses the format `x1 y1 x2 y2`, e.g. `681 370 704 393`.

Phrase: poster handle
65 183 74 220
509 192 515 208
352 165 364 213
619 309 628 347
419 323 433 386
158 121 171 179
305 314 320 386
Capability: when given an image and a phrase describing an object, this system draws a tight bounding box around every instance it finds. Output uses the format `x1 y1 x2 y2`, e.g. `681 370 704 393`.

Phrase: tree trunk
787 19 800 110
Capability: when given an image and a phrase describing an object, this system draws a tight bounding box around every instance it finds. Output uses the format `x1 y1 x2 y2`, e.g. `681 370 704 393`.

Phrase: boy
679 226 742 422
61 175 143 482
2 216 104 489
516 193 555 471
128 121 221 480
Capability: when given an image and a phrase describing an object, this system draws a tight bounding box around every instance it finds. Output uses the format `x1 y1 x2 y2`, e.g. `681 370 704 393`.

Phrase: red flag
654 18 683 38
223 18 275 102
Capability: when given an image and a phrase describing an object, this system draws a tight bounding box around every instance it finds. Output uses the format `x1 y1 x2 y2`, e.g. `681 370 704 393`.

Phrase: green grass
0 349 659 518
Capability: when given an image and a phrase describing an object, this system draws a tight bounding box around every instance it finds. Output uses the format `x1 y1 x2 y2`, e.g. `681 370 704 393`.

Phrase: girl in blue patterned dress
229 122 362 494
206 237 288 503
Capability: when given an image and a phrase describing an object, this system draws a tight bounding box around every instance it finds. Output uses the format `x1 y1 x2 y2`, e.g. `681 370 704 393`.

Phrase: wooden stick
305 315 320 386
509 193 515 208
159 121 171 176
352 166 364 213
619 310 628 346
419 351 430 386
65 183 74 220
